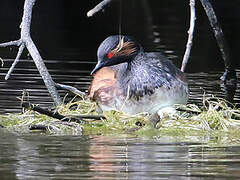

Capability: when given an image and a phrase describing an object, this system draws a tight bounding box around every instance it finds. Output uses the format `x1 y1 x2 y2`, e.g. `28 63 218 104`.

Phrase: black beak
91 62 104 75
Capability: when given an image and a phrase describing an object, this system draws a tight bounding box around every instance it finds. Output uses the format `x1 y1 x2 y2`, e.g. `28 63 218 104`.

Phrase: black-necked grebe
88 35 188 114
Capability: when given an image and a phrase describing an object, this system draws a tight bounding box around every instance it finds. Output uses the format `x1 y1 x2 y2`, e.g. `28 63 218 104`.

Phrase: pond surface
0 59 239 113
0 0 240 179
1 131 240 180
0 63 240 180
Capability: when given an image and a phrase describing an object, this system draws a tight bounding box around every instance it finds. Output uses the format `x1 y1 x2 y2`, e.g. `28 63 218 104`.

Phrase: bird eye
107 52 114 59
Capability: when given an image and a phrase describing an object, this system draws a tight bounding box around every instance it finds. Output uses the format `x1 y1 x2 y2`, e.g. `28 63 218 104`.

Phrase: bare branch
22 102 105 122
5 44 25 80
87 0 114 17
0 40 22 47
200 0 236 81
0 0 62 106
181 0 196 72
0 57 4 67
22 0 61 105
56 83 85 96
22 102 82 123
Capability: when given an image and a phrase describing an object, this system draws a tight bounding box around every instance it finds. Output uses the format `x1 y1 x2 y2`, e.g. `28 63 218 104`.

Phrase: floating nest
1 95 240 145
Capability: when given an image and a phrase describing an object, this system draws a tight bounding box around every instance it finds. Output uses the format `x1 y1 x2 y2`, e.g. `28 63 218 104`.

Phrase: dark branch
70 115 105 120
29 124 49 131
22 102 82 123
22 102 105 123
200 0 236 82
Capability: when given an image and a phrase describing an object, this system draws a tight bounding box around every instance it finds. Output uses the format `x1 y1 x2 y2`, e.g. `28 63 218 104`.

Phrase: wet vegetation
1 95 240 145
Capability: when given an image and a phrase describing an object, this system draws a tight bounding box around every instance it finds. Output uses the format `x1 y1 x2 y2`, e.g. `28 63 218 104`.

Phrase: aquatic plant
1 95 240 145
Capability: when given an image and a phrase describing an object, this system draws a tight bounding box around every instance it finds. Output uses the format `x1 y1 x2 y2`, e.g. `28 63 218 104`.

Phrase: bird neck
115 51 147 98
127 51 146 71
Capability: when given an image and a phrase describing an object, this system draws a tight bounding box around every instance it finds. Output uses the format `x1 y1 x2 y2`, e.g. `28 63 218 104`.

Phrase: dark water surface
0 59 239 113
1 0 240 179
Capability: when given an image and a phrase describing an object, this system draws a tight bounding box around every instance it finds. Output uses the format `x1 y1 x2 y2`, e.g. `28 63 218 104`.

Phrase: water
0 59 239 113
1 0 240 179
1 132 240 180
1 65 240 180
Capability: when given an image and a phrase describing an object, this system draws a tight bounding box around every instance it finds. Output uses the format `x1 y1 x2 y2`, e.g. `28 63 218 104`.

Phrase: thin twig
0 40 21 47
22 102 105 122
0 57 4 67
120 84 130 111
29 124 49 131
70 115 105 120
181 0 196 72
55 83 85 96
5 43 25 80
87 0 114 17
22 102 82 123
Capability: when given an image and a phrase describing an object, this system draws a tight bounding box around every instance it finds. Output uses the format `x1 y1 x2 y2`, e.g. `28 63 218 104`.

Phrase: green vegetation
1 95 240 145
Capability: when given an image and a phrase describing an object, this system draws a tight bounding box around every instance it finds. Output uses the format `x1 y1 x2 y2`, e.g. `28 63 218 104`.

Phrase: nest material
1 96 240 145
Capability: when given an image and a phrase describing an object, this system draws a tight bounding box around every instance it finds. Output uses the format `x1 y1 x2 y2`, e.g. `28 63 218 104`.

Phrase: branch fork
0 0 61 106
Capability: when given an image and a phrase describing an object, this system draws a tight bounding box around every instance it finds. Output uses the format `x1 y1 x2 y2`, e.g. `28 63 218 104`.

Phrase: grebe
88 35 188 114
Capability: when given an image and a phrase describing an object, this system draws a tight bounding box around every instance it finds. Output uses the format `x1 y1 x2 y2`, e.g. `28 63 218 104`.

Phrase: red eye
107 52 114 59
